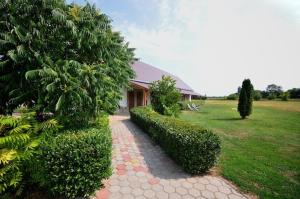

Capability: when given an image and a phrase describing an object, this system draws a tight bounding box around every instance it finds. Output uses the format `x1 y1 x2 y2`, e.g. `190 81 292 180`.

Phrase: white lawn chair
187 103 195 111
191 103 199 111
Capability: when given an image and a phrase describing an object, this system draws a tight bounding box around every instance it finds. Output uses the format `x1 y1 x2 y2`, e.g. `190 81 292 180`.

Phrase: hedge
130 107 221 174
30 127 112 198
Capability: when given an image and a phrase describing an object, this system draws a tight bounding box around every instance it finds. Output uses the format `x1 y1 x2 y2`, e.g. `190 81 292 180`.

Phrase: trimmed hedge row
31 127 112 198
130 107 221 174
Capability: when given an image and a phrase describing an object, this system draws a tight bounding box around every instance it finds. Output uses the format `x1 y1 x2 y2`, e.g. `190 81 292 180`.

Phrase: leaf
0 149 17 165
7 50 18 62
16 45 26 57
0 73 13 81
0 133 31 147
25 139 40 149
0 39 10 47
0 116 19 128
25 69 42 80
0 60 9 71
8 124 31 135
14 26 26 42
40 119 60 132
46 82 56 92
52 9 66 22
55 95 65 111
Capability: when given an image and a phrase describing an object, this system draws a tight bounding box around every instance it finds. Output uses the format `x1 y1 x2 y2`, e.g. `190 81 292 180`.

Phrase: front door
136 91 143 106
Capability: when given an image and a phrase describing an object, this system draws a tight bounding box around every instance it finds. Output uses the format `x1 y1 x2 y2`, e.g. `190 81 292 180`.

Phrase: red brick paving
92 115 252 199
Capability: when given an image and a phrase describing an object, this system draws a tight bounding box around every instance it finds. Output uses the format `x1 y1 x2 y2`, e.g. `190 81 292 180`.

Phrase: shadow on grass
197 111 210 114
212 118 243 121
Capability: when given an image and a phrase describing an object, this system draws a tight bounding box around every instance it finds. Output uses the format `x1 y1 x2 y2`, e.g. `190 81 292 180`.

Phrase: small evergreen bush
31 127 112 198
130 107 221 174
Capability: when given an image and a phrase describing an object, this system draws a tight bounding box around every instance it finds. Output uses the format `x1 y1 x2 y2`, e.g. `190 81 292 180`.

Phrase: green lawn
180 100 300 199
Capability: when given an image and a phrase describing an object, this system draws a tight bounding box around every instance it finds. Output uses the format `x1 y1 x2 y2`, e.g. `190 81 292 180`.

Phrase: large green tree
150 76 181 117
287 88 300 99
266 84 283 98
238 79 254 119
0 0 135 125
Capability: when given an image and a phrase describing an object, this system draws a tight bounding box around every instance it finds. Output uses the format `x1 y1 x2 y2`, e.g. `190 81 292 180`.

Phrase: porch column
143 90 146 106
189 94 192 101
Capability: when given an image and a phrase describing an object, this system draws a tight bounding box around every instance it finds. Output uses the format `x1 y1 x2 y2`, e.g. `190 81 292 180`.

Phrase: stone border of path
92 115 255 199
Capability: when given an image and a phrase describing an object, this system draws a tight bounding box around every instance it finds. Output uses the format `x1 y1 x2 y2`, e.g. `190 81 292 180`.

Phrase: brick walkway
94 115 251 199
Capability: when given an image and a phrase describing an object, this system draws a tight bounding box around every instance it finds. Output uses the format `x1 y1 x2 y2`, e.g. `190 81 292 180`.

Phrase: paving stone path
94 115 252 199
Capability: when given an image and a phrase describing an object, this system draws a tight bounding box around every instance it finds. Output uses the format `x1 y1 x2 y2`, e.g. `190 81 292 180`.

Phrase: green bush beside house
149 76 181 117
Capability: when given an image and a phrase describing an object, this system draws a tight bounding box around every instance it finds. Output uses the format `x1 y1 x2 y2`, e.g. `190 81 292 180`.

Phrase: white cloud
117 0 205 68
264 0 300 23
114 0 300 95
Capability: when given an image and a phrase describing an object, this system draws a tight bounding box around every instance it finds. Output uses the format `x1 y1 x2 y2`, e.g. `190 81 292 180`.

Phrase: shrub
200 95 207 100
267 93 276 100
226 93 238 100
130 107 221 174
149 76 181 116
253 90 262 101
0 112 59 196
238 79 254 119
281 92 289 101
31 127 112 198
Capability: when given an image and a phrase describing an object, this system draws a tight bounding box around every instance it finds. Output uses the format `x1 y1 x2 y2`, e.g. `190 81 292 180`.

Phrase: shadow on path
120 118 190 180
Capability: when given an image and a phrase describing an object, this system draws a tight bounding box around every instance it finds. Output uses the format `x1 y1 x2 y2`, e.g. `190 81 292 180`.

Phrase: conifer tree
238 79 254 119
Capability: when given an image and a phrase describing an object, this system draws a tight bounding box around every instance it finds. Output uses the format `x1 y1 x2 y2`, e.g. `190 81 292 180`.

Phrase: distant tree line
227 84 300 101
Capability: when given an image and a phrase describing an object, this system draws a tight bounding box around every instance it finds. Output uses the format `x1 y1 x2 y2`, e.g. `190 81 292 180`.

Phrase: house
119 61 200 110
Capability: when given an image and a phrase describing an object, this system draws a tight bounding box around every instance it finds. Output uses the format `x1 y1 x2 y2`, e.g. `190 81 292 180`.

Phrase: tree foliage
0 112 60 195
238 79 253 119
149 76 181 117
287 88 300 99
0 0 135 125
227 93 238 100
266 84 283 98
253 90 262 101
281 92 290 101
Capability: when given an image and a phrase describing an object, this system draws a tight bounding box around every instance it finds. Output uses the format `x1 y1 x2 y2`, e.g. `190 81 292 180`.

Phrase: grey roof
131 61 196 93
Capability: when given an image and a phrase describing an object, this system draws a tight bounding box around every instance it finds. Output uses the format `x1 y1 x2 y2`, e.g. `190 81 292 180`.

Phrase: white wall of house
119 88 127 108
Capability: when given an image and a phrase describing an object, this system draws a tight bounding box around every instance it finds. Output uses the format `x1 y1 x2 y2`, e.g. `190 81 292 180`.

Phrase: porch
127 82 150 110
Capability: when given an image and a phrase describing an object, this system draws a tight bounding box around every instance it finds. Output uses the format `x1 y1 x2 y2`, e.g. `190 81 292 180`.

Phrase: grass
180 100 300 199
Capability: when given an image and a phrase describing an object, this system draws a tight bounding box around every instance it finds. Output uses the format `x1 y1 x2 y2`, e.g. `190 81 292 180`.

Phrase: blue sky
68 0 300 96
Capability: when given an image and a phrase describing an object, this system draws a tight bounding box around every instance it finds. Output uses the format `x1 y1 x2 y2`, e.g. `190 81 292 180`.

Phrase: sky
69 0 300 96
